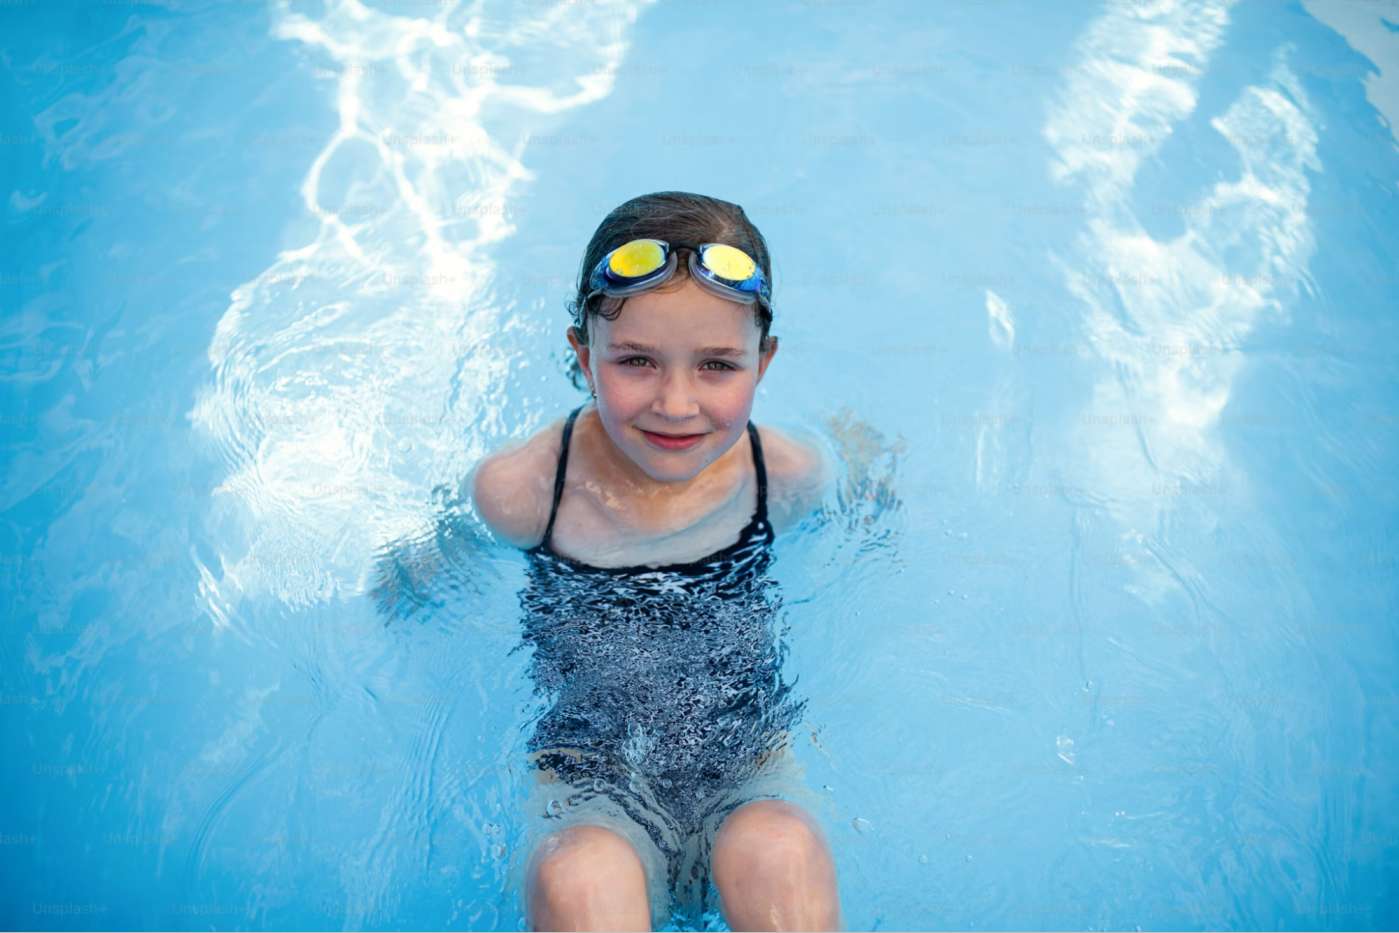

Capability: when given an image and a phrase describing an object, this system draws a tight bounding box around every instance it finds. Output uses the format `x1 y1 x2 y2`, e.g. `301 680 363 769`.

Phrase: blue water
3 0 1398 928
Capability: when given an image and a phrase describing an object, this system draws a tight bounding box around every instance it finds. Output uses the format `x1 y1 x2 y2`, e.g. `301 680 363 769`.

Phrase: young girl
471 192 842 931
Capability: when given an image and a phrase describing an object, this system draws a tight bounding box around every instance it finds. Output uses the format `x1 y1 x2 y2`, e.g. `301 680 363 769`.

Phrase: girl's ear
756 334 778 381
567 325 592 375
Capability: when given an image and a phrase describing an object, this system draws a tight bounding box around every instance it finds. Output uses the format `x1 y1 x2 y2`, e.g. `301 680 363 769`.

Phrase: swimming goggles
582 238 772 314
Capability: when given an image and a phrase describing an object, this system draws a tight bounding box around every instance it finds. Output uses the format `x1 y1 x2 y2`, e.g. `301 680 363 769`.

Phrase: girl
471 192 842 931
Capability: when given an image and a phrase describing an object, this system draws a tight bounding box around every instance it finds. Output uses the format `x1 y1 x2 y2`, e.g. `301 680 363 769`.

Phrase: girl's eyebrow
607 341 746 358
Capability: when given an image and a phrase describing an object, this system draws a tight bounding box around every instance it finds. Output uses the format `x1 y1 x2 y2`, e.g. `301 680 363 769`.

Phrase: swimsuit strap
746 420 770 526
539 405 769 550
540 403 586 551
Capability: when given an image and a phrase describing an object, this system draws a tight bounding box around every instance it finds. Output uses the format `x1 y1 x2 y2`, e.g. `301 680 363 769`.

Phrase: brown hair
563 191 775 392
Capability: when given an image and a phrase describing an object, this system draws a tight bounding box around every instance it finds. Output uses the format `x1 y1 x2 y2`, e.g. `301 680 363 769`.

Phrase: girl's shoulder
757 422 835 535
469 413 572 549
469 413 835 547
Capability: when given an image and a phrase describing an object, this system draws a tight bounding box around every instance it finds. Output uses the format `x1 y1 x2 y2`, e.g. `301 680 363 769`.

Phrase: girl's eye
617 357 736 372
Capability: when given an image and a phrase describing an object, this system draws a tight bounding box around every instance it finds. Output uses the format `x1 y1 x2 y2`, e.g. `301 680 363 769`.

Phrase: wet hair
563 191 775 392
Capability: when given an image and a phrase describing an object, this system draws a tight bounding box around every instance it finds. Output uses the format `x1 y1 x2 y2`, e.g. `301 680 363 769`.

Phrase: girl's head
564 191 779 485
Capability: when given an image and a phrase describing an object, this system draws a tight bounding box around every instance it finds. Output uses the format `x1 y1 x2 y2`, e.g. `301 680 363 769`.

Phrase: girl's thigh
511 756 674 927
510 741 825 926
702 738 824 840
672 740 828 918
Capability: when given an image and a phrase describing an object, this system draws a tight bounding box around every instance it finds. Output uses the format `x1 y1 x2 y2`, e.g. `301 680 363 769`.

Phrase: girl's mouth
640 429 705 451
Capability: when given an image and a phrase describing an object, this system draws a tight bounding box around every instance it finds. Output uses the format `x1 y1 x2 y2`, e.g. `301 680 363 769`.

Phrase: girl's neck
576 403 746 522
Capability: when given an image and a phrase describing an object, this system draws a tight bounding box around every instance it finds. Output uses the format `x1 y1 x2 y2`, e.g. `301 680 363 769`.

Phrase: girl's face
567 275 778 487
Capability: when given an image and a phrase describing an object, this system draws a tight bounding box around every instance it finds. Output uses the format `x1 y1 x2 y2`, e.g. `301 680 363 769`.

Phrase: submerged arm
766 409 905 536
818 406 906 526
369 467 506 625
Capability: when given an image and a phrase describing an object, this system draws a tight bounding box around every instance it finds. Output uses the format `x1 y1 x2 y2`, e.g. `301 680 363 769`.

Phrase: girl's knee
711 801 842 931
712 800 830 880
527 824 649 908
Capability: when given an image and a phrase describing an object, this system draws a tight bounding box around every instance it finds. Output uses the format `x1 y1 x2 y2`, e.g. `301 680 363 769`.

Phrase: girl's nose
653 371 700 420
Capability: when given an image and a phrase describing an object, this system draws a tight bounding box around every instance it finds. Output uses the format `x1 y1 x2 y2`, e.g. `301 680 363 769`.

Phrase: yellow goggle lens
608 239 667 278
700 243 757 282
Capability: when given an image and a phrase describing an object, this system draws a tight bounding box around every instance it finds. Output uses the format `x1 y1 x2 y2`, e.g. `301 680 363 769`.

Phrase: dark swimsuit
513 403 805 917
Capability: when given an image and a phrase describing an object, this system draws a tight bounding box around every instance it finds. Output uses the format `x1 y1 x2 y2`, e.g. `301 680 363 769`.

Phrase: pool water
2 0 1398 928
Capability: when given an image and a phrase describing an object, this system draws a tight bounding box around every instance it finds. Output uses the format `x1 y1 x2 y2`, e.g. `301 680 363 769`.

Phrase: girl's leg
526 824 652 931
520 757 671 931
711 799 842 932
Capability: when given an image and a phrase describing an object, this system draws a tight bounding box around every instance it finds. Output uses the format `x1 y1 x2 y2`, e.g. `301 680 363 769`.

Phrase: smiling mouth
644 430 704 438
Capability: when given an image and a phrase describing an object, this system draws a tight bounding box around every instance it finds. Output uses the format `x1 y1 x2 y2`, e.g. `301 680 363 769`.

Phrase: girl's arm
369 425 557 623
764 423 837 534
470 451 546 549
468 421 561 549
